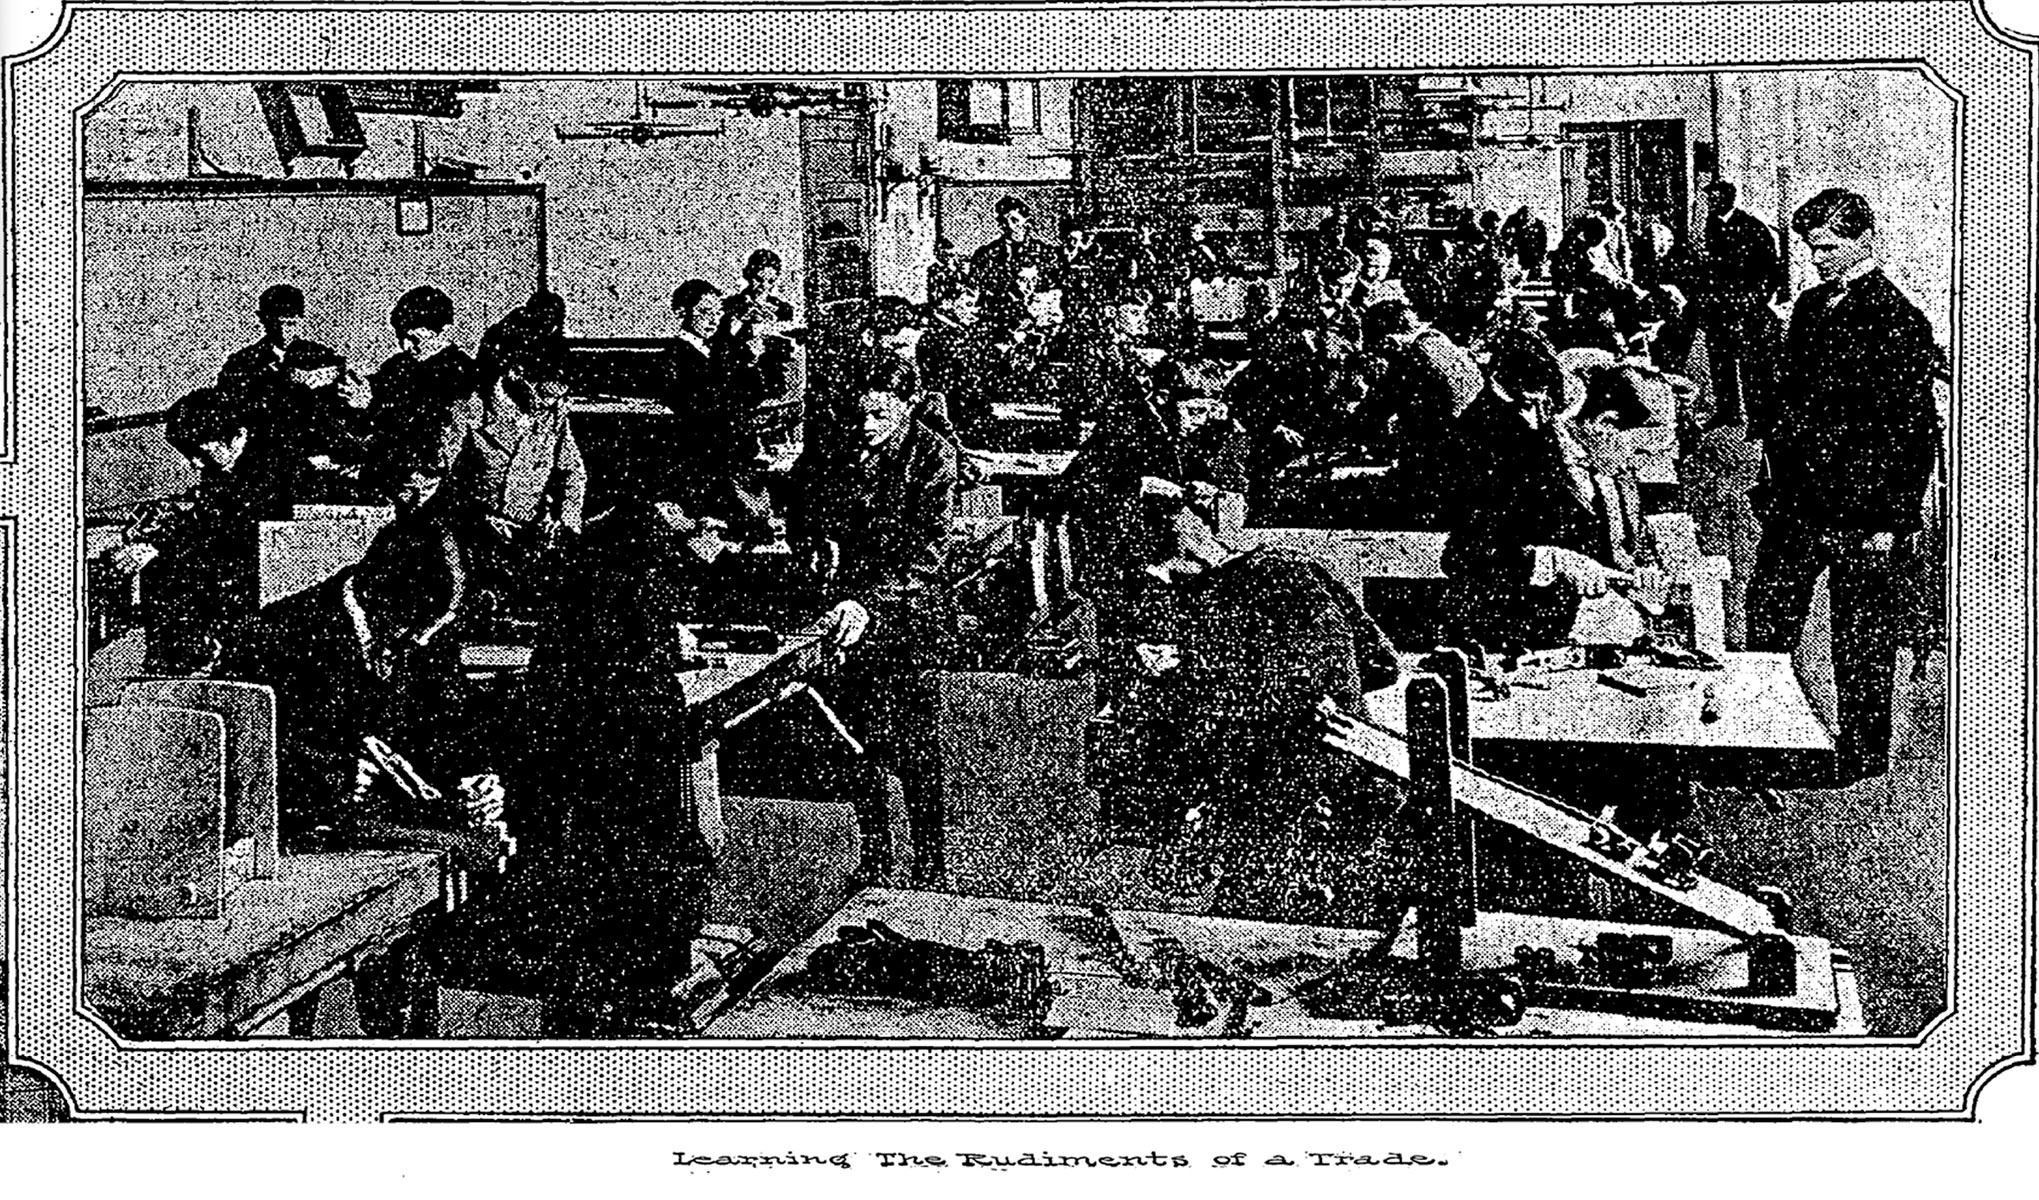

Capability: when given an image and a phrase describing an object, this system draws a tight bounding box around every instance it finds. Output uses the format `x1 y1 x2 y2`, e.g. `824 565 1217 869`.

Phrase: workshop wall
868 80 1078 301
1716 69 1955 341
84 80 808 343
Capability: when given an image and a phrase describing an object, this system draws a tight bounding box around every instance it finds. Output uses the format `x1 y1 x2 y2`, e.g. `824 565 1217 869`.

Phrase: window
938 80 1040 143
1188 78 1274 155
1290 77 1373 144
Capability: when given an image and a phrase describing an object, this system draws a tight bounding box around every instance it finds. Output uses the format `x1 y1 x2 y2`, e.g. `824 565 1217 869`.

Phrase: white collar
677 329 711 357
1837 256 1880 286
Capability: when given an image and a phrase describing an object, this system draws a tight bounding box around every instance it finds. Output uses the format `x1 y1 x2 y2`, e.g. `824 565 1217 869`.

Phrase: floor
933 649 1951 1038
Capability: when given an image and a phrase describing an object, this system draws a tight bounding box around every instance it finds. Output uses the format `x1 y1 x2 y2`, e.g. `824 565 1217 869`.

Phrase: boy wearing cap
115 387 292 673
217 282 348 502
344 285 478 484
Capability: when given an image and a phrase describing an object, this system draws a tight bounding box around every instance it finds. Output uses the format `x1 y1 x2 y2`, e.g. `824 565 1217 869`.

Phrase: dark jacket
1150 548 1403 919
659 335 720 418
1765 268 1940 534
1371 328 1485 523
658 334 752 483
510 503 723 992
1232 293 1367 463
219 337 354 499
1062 390 1190 598
137 451 293 653
1374 327 1484 443
788 417 959 670
970 234 1062 329
1066 331 1152 428
918 318 994 440
368 346 476 480
1704 208 1786 300
218 336 342 419
1440 402 1655 651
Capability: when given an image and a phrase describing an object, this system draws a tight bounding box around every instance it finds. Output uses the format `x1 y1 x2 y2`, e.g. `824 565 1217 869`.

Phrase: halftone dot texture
3 2 2030 1121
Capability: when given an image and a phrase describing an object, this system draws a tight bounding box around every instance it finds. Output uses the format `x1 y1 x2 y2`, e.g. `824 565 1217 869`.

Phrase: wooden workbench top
1364 651 1833 755
85 850 441 1039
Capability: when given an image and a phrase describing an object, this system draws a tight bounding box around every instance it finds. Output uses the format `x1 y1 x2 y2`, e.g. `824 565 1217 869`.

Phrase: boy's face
685 294 722 334
260 315 302 347
1026 289 1064 328
533 378 572 411
1801 223 1875 283
1112 301 1150 341
685 518 735 564
397 326 450 360
859 390 912 450
395 473 442 513
1177 392 1228 434
1362 239 1393 279
193 430 250 472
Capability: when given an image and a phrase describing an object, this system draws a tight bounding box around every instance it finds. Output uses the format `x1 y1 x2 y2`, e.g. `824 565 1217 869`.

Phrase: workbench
1240 520 1729 657
705 888 1864 1039
84 850 442 1039
611 616 841 853
1361 650 1833 786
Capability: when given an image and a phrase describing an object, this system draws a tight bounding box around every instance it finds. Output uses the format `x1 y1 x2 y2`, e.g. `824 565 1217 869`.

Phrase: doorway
1561 118 1689 235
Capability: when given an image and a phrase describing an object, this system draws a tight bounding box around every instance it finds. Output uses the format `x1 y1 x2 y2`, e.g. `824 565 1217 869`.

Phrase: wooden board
84 850 442 1039
1321 706 1784 938
258 512 392 605
83 705 227 919
965 449 1076 480
122 679 279 878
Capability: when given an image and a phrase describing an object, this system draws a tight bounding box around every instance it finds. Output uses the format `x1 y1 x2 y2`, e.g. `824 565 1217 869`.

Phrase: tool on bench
1086 906 1275 1035
788 919 1056 1021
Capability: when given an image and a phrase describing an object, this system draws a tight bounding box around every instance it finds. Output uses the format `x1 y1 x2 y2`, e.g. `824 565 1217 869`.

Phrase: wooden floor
934 650 1951 1037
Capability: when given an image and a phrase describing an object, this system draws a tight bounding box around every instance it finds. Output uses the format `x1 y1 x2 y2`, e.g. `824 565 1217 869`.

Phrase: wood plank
1320 707 1783 938
83 705 227 919
1364 652 1832 755
258 512 390 605
713 889 1851 1039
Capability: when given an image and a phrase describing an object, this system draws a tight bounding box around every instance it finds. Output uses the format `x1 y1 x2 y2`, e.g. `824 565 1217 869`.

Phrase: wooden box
84 704 227 918
122 679 279 878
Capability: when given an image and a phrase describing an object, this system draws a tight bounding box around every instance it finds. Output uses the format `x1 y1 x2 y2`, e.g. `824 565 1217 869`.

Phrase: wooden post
1419 648 1478 920
1406 674 1470 973
1418 648 1473 764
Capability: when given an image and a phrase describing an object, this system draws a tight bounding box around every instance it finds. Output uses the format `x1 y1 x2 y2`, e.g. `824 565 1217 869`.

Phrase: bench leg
285 989 325 1037
354 938 439 1038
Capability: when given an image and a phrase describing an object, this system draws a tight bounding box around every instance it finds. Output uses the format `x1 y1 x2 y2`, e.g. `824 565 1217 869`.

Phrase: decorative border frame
3 1 2030 1121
